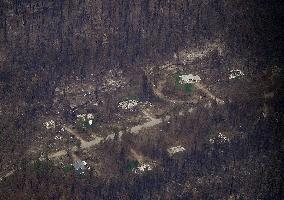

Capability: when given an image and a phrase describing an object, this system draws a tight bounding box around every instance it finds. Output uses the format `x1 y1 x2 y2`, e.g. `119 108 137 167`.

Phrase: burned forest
0 0 283 199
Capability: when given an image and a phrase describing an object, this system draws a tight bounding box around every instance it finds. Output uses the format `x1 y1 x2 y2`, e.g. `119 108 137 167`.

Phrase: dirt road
0 170 15 182
1 41 226 181
48 110 163 159
194 83 225 105
153 79 187 104
151 40 225 105
131 110 170 134
63 126 87 145
48 129 104 159
153 78 224 105
130 148 145 163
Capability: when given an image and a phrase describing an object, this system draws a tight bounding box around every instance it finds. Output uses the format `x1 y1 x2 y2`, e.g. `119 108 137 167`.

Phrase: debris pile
54 87 63 95
43 120 55 129
137 101 153 110
100 70 127 92
229 69 244 79
178 42 224 64
39 152 47 161
134 163 152 174
53 81 99 111
54 135 63 140
77 113 94 125
159 63 178 72
75 113 95 131
188 107 194 113
118 99 139 110
209 132 230 144
167 145 186 156
133 162 156 174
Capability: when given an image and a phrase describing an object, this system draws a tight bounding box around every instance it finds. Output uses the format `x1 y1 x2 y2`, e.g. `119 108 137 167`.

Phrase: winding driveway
153 77 224 105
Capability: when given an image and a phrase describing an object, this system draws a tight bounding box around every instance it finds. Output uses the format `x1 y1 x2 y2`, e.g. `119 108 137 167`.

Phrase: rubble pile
133 161 156 174
100 70 127 92
167 145 186 156
76 113 95 126
43 120 56 129
229 69 244 79
118 100 139 110
209 132 230 144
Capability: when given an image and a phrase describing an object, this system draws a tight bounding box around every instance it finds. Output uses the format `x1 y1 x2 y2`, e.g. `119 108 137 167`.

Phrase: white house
179 74 201 84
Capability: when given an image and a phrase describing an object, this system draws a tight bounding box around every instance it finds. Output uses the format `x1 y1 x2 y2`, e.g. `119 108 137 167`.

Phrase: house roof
73 160 87 174
179 74 201 83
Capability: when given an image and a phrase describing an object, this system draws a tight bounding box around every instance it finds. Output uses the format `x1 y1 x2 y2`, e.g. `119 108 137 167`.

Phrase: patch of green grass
63 164 74 173
184 83 194 94
174 72 182 89
126 160 139 172
172 73 194 95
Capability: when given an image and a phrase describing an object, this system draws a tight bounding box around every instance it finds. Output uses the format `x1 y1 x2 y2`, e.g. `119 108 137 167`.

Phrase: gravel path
194 83 225 105
48 110 162 159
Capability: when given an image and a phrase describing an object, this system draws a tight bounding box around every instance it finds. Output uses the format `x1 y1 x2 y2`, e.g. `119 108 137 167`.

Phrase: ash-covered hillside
0 0 283 199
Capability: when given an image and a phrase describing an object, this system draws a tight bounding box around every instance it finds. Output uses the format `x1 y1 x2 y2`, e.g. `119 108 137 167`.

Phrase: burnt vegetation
0 0 283 199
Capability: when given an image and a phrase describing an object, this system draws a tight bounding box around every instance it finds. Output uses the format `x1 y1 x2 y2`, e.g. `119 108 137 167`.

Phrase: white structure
229 69 244 79
179 74 201 84
167 145 186 156
73 160 88 175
